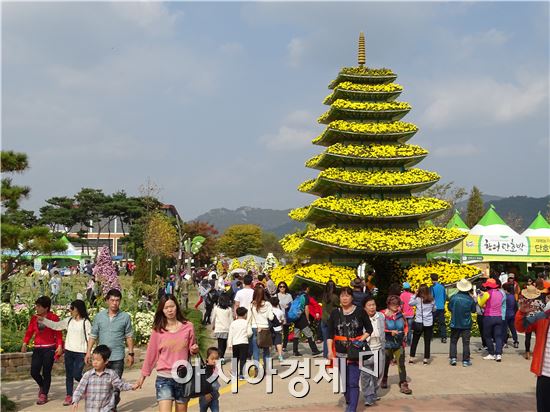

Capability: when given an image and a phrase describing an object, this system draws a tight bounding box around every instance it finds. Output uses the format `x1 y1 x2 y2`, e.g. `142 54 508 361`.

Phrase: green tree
260 231 284 257
1 151 66 280
466 186 485 228
422 181 467 226
217 224 263 258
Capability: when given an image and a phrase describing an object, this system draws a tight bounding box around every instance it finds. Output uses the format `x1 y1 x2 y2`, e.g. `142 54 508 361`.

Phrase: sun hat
456 278 473 292
482 278 499 289
521 285 542 300
403 282 411 289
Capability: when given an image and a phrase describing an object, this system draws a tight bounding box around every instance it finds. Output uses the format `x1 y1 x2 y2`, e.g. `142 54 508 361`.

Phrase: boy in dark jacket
448 279 476 367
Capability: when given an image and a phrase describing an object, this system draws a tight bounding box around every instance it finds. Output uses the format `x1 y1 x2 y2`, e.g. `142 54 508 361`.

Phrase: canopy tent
428 210 469 261
237 255 266 265
469 205 519 236
38 236 91 260
447 210 470 232
430 208 550 263
522 212 550 237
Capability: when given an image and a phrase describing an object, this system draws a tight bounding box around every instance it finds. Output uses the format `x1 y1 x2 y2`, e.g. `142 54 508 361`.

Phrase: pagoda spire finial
358 32 366 67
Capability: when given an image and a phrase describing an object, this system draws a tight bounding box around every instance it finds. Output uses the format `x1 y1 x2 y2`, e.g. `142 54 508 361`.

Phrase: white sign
480 235 528 256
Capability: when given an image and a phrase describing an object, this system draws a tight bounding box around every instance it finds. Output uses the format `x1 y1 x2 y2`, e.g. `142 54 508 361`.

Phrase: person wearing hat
351 278 371 308
400 282 415 346
478 278 506 362
520 285 545 360
448 279 477 367
515 293 550 412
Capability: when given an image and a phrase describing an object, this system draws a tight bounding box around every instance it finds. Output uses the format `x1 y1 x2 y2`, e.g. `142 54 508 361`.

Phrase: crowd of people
20 265 550 412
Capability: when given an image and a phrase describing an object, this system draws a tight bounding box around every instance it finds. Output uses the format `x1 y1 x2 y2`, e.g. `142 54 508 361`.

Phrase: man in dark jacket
448 278 476 366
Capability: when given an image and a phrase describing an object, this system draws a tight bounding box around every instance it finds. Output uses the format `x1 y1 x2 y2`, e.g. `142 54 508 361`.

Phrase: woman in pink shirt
400 282 415 346
136 294 200 412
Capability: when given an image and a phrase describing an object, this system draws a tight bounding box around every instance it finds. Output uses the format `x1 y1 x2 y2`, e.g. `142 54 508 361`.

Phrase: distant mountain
456 195 549 231
194 206 306 236
194 195 549 237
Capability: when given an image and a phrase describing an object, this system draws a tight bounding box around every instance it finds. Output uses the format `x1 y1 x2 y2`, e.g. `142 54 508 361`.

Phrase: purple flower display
93 246 121 296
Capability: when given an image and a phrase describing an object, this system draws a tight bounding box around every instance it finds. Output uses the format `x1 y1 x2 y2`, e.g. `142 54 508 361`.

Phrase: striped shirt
72 368 133 411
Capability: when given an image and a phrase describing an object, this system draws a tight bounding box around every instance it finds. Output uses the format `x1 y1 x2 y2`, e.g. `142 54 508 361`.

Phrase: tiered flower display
270 264 357 289
405 262 481 291
281 34 466 288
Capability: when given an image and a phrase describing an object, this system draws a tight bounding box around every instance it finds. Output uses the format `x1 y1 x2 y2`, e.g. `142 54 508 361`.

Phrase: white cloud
287 37 306 68
421 74 548 129
260 110 316 151
433 144 480 158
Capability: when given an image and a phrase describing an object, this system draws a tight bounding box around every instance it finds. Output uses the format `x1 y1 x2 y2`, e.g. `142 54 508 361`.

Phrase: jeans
410 325 434 359
108 359 125 408
231 344 248 377
64 350 85 395
483 316 503 355
503 315 518 344
434 309 447 339
30 347 55 395
449 328 471 361
405 317 414 346
344 362 360 412
383 347 407 383
360 349 385 403
251 328 270 365
477 314 487 347
320 321 329 358
536 375 550 412
155 376 188 403
199 390 219 412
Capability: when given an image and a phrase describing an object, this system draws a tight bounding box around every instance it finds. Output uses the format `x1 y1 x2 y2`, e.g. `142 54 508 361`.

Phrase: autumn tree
217 224 263 258
466 186 485 228
260 232 284 257
144 212 178 259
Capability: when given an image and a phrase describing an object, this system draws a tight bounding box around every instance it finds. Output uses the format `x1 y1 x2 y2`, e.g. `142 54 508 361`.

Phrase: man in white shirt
233 274 254 317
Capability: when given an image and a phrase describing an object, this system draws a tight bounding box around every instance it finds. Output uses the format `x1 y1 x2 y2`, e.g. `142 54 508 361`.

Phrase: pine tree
466 186 485 228
93 246 121 296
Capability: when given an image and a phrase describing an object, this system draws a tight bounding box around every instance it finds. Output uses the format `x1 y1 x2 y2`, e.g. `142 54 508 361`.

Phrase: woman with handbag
250 284 274 367
136 294 200 412
327 286 373 412
37 299 91 406
409 284 436 365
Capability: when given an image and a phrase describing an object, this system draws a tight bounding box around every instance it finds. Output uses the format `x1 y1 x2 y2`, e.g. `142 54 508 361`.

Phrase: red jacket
23 312 63 348
308 296 322 320
515 310 550 377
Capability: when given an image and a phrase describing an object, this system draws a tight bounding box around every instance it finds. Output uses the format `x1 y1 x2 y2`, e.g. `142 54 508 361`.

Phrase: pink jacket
400 291 414 318
141 322 196 376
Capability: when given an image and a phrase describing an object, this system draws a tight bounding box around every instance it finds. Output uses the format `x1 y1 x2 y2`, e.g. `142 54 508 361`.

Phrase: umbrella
230 268 247 275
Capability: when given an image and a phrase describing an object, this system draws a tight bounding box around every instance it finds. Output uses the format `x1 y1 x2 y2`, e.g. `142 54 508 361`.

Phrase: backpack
287 293 306 323
205 289 219 307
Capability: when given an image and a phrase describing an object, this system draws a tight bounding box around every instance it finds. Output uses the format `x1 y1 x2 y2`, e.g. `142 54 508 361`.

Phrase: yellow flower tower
282 33 466 294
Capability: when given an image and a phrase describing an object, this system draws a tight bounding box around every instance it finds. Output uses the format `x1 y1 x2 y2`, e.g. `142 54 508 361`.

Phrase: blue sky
2 2 549 220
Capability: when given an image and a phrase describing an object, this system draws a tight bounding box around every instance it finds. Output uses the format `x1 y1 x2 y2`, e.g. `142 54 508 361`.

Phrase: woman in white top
276 281 293 351
250 284 274 365
38 299 91 406
211 293 233 363
408 284 436 364
361 296 386 406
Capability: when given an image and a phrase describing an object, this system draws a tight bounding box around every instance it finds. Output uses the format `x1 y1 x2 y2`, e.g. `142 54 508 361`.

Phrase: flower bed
270 263 357 289
289 196 450 222
299 168 440 190
305 143 428 168
405 262 481 292
281 227 465 254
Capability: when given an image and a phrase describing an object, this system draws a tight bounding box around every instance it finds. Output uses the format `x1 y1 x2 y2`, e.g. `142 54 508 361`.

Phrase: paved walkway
1 337 537 411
